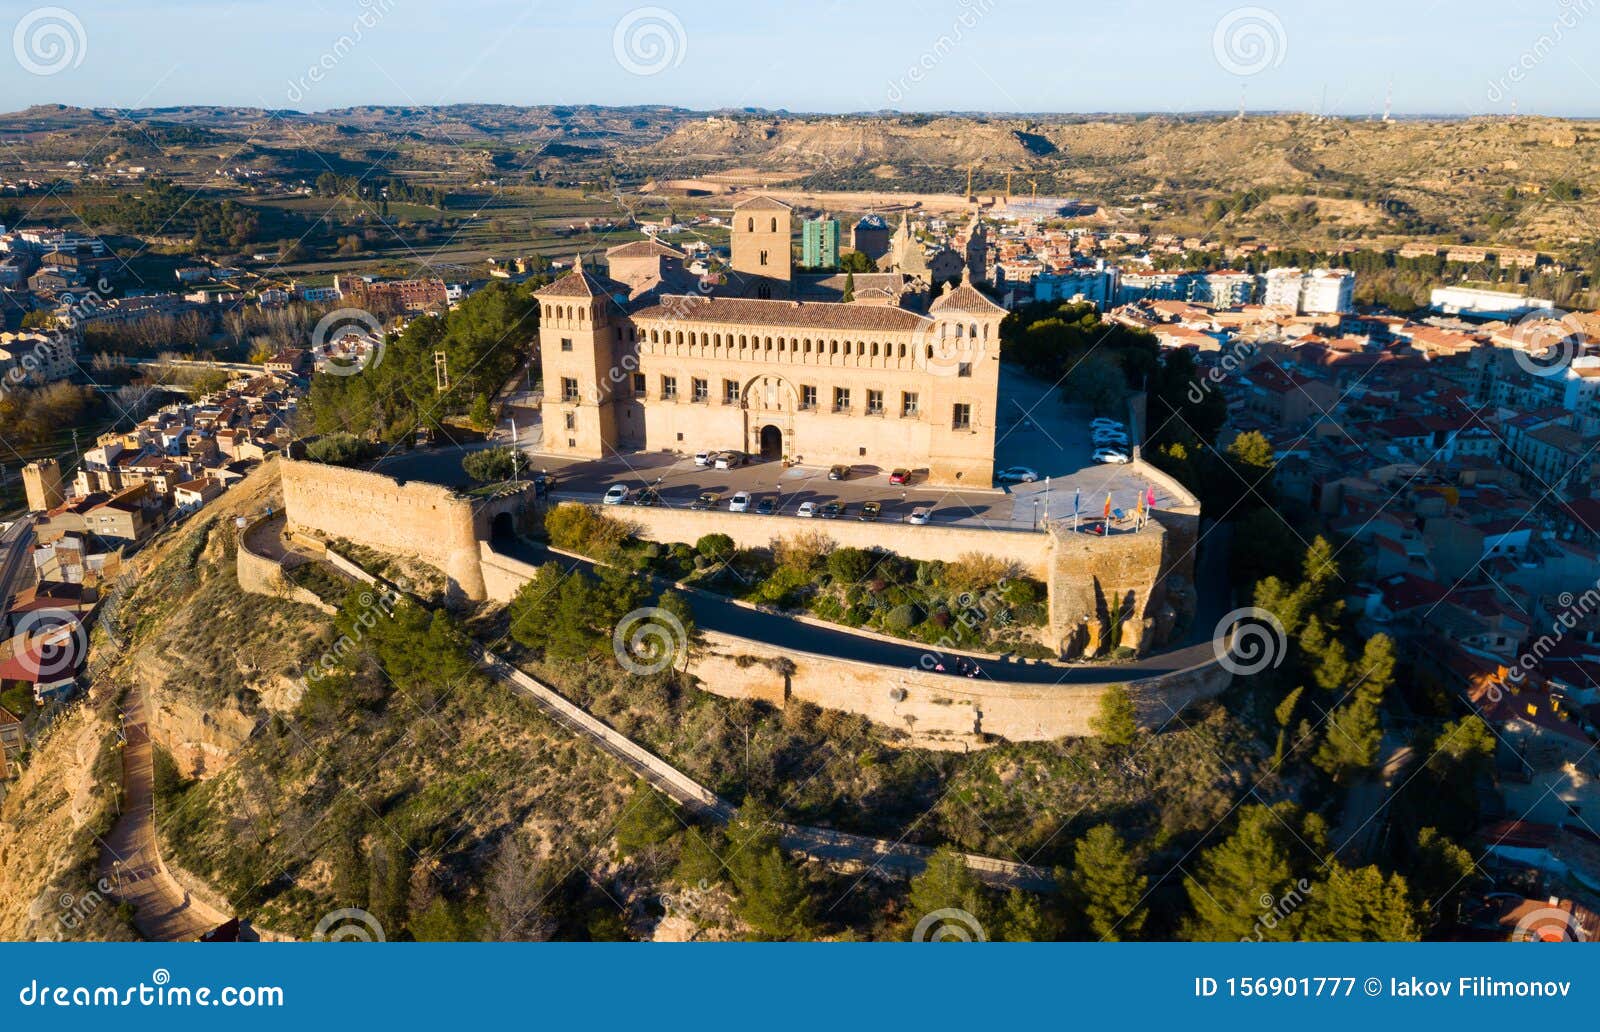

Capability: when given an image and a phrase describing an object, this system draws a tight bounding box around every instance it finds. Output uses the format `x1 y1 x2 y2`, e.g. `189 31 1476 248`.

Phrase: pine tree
1183 806 1301 941
998 888 1061 942
841 269 855 302
1301 864 1420 941
723 802 814 940
1068 825 1148 941
1311 693 1382 782
614 780 682 858
1090 684 1139 746
905 846 990 940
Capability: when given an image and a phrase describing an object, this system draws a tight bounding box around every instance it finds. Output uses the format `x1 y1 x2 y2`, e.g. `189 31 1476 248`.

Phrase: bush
695 534 735 562
883 603 922 633
461 446 529 483
825 547 874 584
304 432 373 467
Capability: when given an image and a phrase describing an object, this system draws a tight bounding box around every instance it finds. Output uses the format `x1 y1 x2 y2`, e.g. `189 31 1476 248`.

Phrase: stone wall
235 516 334 614
279 459 534 602
692 628 1231 748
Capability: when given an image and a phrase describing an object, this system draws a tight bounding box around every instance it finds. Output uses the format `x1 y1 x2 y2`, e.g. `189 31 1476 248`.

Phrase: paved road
493 532 1227 686
0 515 37 613
98 684 230 942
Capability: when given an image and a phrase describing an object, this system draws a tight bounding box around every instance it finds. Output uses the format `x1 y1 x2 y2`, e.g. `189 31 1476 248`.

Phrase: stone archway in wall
742 374 797 462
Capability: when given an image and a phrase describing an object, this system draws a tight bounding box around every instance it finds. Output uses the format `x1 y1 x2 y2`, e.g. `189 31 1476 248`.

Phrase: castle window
867 389 884 415
901 392 919 417
770 217 777 232
651 329 659 343
801 384 817 410
747 218 754 232
739 335 747 348
759 250 769 267
897 342 906 359
561 377 579 403
871 342 879 357
958 362 972 378
692 378 708 402
632 373 646 396
833 386 850 413
560 338 573 352
564 413 575 431
661 375 677 400
723 379 741 404
952 403 971 430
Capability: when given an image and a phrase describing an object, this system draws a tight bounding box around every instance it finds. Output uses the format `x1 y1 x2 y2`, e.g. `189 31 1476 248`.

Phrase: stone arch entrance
743 374 797 462
758 424 783 460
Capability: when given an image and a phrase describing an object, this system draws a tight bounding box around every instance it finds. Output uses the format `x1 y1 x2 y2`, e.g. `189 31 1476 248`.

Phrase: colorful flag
1147 485 1157 508
1103 492 1112 518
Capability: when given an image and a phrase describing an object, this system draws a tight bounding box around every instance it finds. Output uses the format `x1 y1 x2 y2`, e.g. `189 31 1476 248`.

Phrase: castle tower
887 213 928 277
729 194 793 298
533 256 625 459
22 458 64 513
964 213 990 285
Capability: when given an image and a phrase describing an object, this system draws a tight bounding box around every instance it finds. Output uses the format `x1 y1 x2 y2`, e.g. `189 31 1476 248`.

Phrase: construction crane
1027 178 1039 203
965 165 976 202
1005 172 1013 203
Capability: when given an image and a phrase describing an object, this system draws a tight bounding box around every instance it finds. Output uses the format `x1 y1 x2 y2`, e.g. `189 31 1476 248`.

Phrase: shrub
945 552 1018 597
825 546 874 584
774 531 832 571
461 446 529 483
883 603 922 633
695 533 735 562
304 432 372 466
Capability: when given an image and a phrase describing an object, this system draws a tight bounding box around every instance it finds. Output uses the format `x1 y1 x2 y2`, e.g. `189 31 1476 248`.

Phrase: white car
995 466 1040 484
602 484 630 504
796 501 817 518
1091 418 1125 431
728 491 751 513
693 450 712 467
714 451 744 470
907 507 931 525
1092 448 1131 465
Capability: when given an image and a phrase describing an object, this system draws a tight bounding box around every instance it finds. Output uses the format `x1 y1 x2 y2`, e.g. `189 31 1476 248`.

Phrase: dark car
820 501 844 519
755 495 778 515
828 464 851 480
690 492 720 511
632 487 661 507
531 471 556 496
888 468 911 485
859 501 882 522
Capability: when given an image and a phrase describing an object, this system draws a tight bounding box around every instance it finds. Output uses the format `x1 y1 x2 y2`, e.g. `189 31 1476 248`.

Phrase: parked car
828 464 851 480
755 495 778 515
1093 433 1130 447
602 484 630 505
859 501 882 522
728 491 751 513
631 487 661 507
1093 448 1131 465
690 491 720 510
907 507 931 525
531 471 556 497
888 468 911 485
693 450 712 467
995 466 1040 484
796 501 817 518
715 451 746 470
820 501 844 519
1090 418 1125 431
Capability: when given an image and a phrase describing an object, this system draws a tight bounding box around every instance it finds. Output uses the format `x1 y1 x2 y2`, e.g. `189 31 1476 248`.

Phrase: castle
535 195 1005 486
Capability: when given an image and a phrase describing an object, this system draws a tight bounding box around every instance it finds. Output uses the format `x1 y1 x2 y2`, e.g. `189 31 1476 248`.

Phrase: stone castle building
535 194 1007 486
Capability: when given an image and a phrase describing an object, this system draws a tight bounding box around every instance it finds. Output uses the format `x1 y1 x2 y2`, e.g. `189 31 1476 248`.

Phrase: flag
1147 485 1156 508
1103 492 1112 519
1073 489 1080 516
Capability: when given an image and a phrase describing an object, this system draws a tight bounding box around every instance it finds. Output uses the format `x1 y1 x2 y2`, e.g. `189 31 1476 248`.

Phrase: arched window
897 342 906 358
747 217 754 232
770 217 777 232
871 342 879 357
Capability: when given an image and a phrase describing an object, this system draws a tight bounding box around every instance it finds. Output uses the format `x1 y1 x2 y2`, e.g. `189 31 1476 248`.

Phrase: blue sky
2 0 1598 116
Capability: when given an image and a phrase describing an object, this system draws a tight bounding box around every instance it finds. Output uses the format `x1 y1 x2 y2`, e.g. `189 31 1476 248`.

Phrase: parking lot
373 365 1186 532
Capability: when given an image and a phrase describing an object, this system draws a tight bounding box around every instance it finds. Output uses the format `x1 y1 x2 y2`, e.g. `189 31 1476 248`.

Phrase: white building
1432 285 1553 320
1263 267 1356 315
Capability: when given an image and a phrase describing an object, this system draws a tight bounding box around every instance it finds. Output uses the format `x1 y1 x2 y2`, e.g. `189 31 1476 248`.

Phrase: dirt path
98 684 230 941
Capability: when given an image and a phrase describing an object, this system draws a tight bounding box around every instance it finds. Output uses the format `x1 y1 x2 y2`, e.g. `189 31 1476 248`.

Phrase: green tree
722 802 813 940
1183 806 1302 941
1067 825 1147 941
1311 693 1382 783
1089 684 1139 747
614 780 682 858
904 845 991 941
507 562 567 652
1301 865 1420 941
